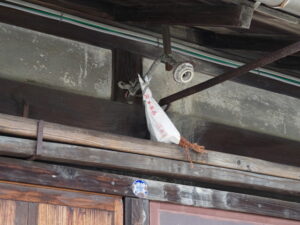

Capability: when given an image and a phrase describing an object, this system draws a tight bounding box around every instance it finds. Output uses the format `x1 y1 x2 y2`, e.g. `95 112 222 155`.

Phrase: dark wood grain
14 201 28 225
0 114 300 182
0 182 118 211
125 198 149 225
0 199 16 225
0 181 123 225
1 135 297 197
116 5 253 28
112 49 143 103
0 157 299 221
27 203 38 225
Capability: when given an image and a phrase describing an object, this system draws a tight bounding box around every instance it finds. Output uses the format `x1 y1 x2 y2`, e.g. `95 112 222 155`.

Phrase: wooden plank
0 199 16 225
125 198 149 225
114 198 123 225
37 203 115 225
23 0 114 22
69 208 114 225
0 157 299 221
199 31 298 52
0 135 34 157
6 0 254 28
0 113 300 182
1 135 298 196
37 204 69 225
115 5 254 28
14 201 28 225
27 203 38 225
0 181 119 211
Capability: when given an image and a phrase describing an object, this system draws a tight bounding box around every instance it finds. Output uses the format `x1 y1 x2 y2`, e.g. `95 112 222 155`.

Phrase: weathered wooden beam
125 198 149 225
222 0 300 35
115 5 254 28
200 31 298 52
1 135 300 196
0 113 300 182
254 5 300 36
24 0 254 28
22 0 115 22
0 135 34 157
0 182 120 211
0 157 299 221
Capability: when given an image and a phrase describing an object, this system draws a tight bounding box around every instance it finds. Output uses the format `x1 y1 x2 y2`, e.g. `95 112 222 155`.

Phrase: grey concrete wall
144 58 300 142
0 22 112 99
0 21 299 143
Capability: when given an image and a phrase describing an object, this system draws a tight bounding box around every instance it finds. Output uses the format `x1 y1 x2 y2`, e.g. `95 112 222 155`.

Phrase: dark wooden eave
114 5 254 28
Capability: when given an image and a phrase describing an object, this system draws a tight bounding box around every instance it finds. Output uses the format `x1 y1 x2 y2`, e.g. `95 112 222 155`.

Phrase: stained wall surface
144 58 300 143
0 22 112 99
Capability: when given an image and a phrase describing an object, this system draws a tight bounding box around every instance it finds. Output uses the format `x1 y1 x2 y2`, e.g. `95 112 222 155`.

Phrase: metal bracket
29 120 44 160
118 79 141 97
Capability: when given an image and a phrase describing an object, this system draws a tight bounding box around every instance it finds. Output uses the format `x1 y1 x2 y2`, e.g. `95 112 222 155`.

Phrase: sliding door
0 182 122 225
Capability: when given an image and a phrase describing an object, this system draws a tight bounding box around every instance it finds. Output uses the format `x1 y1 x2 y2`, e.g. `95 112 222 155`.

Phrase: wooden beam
112 49 143 103
22 0 115 22
15 0 254 28
1 135 300 196
0 135 34 157
115 5 254 28
0 113 300 183
254 5 300 36
125 198 149 225
0 157 299 221
200 31 298 52
0 182 120 211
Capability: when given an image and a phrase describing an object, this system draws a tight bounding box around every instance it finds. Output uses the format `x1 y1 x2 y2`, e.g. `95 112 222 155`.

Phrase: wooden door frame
0 181 123 225
125 198 149 225
0 157 299 222
149 201 300 225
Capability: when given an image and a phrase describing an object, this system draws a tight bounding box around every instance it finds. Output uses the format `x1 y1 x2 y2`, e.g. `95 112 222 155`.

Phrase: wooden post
112 49 143 103
125 198 149 225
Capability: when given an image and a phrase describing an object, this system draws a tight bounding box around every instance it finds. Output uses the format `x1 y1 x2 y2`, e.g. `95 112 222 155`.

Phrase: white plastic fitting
173 62 194 84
